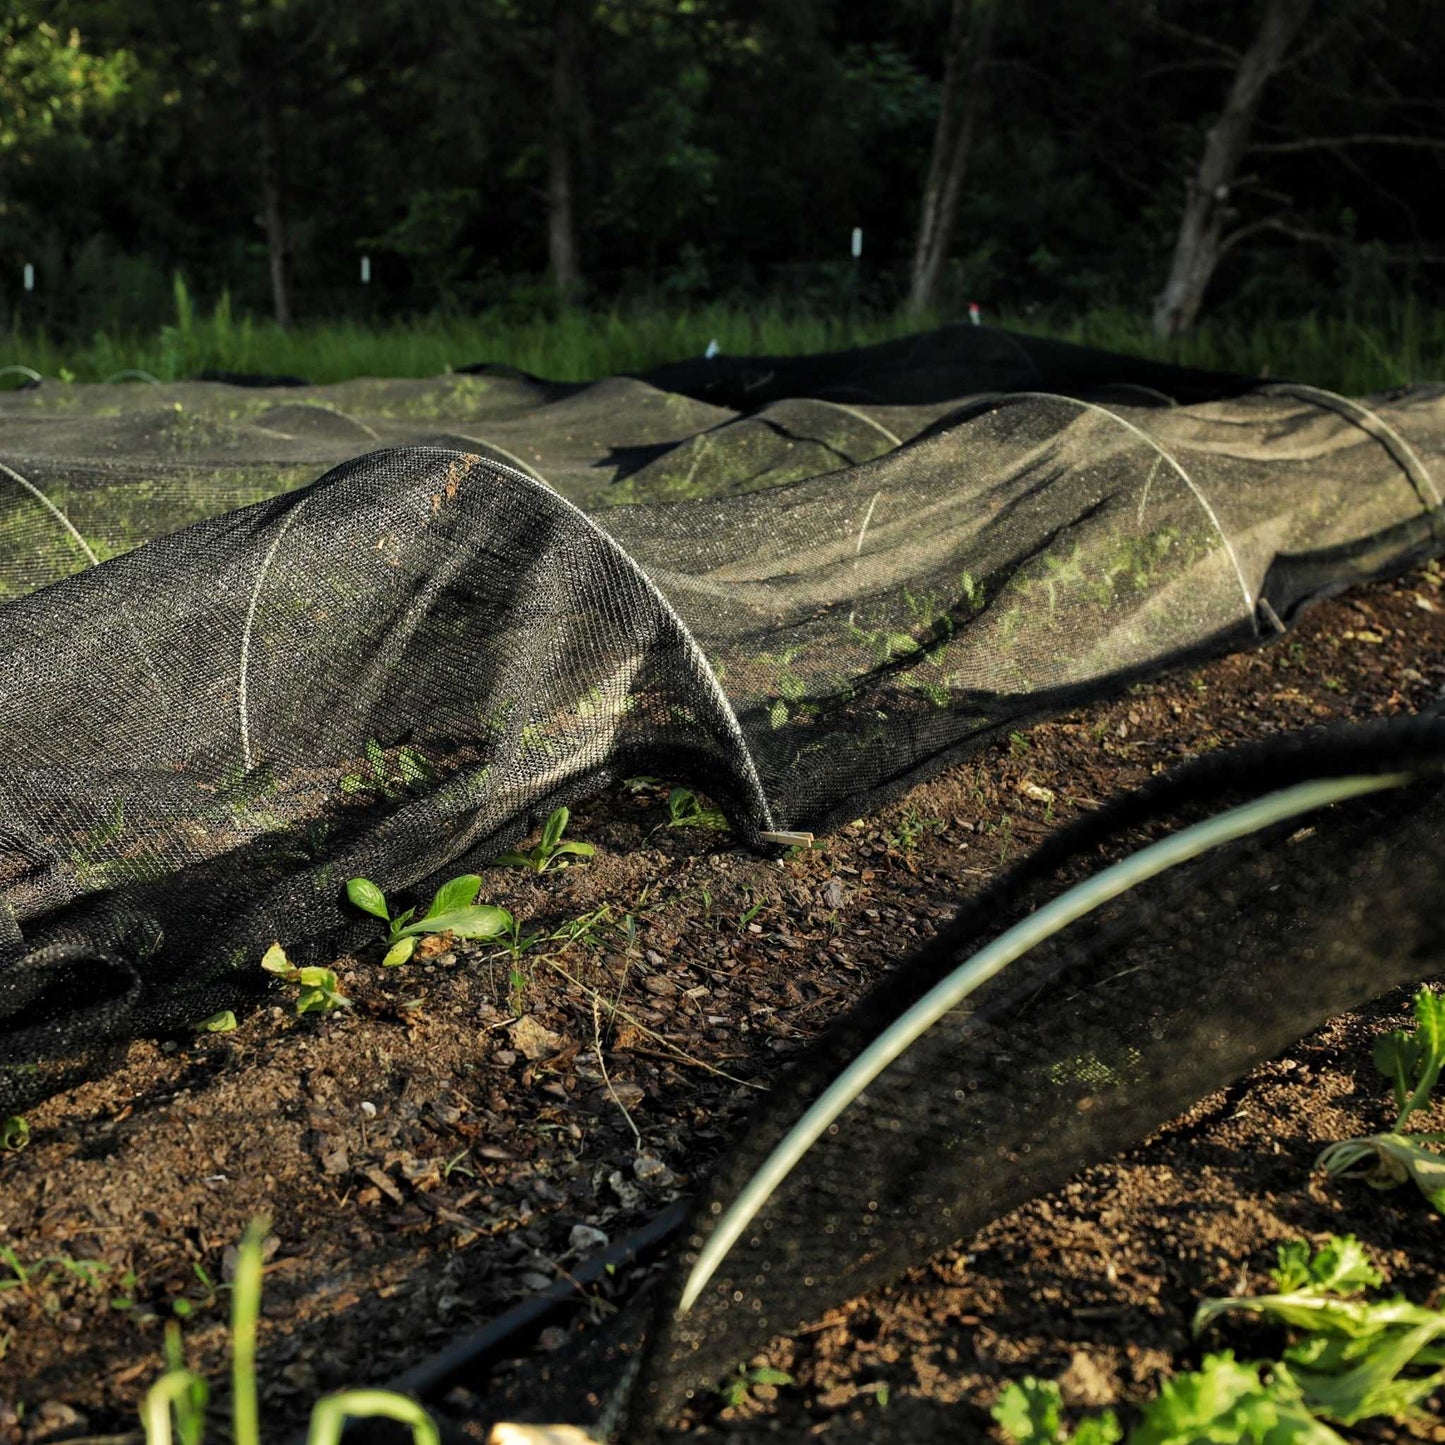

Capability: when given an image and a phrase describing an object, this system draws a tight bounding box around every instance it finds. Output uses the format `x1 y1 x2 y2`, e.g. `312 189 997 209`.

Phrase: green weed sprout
1317 985 1445 1212
140 1217 439 1445
0 1115 29 1151
261 944 350 1015
494 806 595 874
995 1236 1445 1445
346 873 512 966
721 1364 794 1409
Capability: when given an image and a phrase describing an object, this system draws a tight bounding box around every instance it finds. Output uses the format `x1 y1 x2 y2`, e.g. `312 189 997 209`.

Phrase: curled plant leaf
1317 1133 1445 1213
346 878 390 922
260 942 292 975
196 1010 238 1033
397 904 511 940
0 1115 29 1152
382 937 417 968
425 874 481 919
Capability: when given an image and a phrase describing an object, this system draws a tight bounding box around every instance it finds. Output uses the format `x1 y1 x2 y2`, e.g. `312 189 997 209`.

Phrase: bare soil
4 561 1445 1445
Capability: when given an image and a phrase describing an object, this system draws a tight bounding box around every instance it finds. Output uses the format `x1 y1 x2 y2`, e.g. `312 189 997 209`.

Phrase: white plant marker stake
968 300 981 325
704 338 720 359
851 227 862 259
22 263 34 292
360 255 371 284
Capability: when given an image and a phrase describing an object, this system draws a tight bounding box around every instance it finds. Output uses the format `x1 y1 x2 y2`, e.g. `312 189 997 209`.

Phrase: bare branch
1250 133 1445 155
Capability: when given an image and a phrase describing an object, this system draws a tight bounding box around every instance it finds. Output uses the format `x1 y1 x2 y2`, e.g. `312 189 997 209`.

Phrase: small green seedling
720 1365 794 1409
261 944 350 1015
1317 985 1445 1212
138 1216 441 1445
346 874 513 966
0 1114 29 1151
494 806 595 874
340 739 434 799
664 786 727 831
195 1010 237 1034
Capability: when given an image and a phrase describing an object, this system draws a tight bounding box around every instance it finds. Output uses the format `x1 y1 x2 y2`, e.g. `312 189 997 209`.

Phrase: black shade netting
1 330 1443 1113
623 717 1445 1433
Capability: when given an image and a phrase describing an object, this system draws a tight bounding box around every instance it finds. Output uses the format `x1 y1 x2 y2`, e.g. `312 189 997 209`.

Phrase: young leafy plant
1195 1235 1445 1428
664 786 727 832
1317 985 1445 1211
261 944 350 1015
0 1114 29 1152
346 873 512 966
493 806 595 874
994 1237 1445 1445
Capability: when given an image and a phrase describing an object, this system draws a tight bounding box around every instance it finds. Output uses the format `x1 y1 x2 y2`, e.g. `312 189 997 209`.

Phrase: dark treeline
2 0 1443 339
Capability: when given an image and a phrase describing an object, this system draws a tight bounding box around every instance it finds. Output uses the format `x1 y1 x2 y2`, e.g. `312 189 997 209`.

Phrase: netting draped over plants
624 718 1445 1431
0 326 1442 1113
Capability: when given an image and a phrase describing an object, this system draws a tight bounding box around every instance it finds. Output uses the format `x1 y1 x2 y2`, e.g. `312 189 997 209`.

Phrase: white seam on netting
979 392 1257 627
854 490 883 557
421 448 779 833
0 459 100 566
237 494 313 771
1260 382 1442 508
676 769 1410 1315
812 399 904 450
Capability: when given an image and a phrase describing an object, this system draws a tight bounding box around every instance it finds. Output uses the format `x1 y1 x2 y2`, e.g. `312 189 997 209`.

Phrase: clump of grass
141 1217 440 1445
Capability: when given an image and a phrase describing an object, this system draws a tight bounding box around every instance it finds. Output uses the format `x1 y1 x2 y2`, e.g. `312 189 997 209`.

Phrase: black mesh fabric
623 718 1445 1432
1 330 1442 1115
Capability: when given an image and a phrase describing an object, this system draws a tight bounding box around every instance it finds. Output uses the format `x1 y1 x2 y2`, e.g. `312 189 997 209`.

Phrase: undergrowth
4 277 1441 395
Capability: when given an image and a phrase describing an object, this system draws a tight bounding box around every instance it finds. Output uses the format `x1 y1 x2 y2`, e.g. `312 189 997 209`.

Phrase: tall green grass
5 275 1442 395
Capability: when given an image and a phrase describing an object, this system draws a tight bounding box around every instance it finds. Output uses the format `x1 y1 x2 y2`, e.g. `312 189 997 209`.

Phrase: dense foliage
1 0 1442 335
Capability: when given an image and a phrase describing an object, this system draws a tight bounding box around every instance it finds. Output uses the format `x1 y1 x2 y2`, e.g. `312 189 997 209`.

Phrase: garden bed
3 561 1445 1444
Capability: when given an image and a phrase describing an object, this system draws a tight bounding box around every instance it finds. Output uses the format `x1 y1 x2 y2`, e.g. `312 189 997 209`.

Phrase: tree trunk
258 90 293 330
547 0 585 307
909 0 996 316
1152 0 1313 338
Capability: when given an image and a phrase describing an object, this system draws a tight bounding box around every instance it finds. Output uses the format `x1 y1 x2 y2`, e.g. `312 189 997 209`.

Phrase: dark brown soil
4 560 1445 1445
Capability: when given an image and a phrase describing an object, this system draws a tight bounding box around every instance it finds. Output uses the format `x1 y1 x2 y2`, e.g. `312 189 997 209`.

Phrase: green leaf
383 937 417 967
1131 1353 1282 1445
993 1379 1064 1445
542 806 568 851
0 1116 29 1152
426 874 481 919
493 851 533 869
365 738 386 775
1319 1134 1445 1212
553 841 595 859
400 905 513 940
260 942 293 976
749 1367 794 1387
196 1010 237 1034
346 878 390 921
1273 1236 1382 1297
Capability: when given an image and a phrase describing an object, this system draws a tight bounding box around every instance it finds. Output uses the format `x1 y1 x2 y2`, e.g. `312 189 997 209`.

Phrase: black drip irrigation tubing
304 1198 689 1441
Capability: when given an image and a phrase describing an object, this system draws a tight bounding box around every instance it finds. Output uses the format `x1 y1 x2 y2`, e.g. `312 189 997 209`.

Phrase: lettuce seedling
995 1238 1445 1445
261 944 350 1015
1317 986 1445 1212
493 806 595 874
0 1115 29 1152
346 873 512 966
1196 1236 1445 1428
